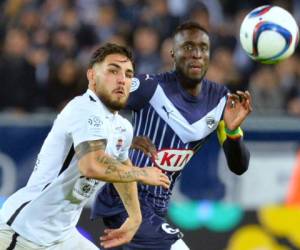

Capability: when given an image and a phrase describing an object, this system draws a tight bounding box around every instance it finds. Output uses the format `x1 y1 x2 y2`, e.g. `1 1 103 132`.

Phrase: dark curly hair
174 21 209 37
88 43 134 69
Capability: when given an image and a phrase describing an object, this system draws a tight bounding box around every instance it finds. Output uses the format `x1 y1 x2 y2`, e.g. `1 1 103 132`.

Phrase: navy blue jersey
93 71 228 218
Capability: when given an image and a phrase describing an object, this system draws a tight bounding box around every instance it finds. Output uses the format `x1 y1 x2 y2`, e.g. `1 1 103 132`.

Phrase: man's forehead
105 53 130 63
174 29 209 44
104 54 133 69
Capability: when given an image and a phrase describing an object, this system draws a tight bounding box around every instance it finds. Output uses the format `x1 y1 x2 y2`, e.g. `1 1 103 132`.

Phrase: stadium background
0 0 300 249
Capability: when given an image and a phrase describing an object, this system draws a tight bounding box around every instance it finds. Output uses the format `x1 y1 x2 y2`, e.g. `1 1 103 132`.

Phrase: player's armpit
75 139 107 159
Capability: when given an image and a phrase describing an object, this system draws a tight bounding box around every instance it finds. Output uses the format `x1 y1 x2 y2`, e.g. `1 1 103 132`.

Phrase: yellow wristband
225 127 243 139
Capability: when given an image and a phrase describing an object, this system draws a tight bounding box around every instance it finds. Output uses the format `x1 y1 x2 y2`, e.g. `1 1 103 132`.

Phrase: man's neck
176 72 202 97
88 88 118 114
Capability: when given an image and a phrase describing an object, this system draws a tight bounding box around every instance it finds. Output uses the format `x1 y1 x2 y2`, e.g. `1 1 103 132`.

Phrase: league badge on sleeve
88 115 103 128
130 77 140 92
87 115 104 136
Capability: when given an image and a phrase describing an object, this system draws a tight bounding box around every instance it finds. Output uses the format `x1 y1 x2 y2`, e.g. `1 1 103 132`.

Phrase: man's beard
98 91 128 111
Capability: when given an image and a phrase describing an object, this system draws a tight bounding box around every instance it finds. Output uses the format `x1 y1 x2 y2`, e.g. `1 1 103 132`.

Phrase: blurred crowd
0 0 300 116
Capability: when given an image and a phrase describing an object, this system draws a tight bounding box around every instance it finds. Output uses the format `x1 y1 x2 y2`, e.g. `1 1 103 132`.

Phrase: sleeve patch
87 115 105 136
130 77 140 92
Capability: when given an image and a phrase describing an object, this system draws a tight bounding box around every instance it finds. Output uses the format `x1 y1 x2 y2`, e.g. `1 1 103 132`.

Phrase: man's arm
218 90 252 175
75 140 170 187
221 134 250 176
100 159 142 248
113 159 141 223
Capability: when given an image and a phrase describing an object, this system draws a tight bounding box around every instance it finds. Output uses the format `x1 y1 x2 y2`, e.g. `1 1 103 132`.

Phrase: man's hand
138 167 170 189
224 91 253 130
131 136 158 159
100 217 141 249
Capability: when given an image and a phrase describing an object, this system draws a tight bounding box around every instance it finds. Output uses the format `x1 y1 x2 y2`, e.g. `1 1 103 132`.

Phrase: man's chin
177 68 205 83
184 73 203 83
108 100 127 111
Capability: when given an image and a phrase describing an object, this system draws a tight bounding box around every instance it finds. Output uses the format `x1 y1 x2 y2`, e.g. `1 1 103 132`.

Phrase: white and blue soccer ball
240 5 299 64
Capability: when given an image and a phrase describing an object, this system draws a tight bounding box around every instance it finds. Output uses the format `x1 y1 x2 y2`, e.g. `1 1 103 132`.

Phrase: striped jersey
94 71 228 216
0 89 133 246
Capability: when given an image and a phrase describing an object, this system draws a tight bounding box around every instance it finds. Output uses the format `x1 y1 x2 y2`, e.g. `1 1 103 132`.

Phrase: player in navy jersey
96 22 252 249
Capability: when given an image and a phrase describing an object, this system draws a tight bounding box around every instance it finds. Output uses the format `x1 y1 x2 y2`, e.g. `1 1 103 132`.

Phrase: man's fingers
103 228 114 234
245 91 253 110
160 174 170 189
227 94 239 108
101 238 128 249
236 90 253 113
227 93 240 101
100 230 129 248
100 230 118 241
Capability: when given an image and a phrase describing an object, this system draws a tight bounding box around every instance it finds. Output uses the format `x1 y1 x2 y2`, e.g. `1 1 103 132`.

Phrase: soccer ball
240 5 299 64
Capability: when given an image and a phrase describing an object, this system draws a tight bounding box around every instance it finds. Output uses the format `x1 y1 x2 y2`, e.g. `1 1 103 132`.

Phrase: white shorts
0 224 99 250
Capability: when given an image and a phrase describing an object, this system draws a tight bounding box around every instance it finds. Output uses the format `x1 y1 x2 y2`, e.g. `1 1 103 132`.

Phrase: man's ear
170 50 174 58
87 68 94 82
87 68 96 90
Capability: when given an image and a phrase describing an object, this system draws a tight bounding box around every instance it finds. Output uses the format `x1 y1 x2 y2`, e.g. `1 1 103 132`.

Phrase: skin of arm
113 159 142 229
75 139 149 183
75 139 170 187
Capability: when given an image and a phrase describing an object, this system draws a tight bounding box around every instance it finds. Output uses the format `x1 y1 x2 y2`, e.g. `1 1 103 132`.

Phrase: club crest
206 116 216 129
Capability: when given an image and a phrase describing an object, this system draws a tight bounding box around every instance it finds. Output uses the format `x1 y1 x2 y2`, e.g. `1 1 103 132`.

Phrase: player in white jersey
0 43 170 250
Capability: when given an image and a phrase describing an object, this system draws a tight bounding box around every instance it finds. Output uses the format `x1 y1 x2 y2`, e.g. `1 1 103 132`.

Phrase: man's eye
184 44 193 51
110 69 118 74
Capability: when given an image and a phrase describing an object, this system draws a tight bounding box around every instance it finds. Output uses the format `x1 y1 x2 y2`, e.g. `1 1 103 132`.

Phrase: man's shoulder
59 92 100 119
203 79 228 97
127 72 174 110
135 71 175 81
129 72 175 98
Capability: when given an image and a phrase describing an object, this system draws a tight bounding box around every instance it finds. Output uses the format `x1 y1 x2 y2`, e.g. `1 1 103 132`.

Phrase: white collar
86 89 118 119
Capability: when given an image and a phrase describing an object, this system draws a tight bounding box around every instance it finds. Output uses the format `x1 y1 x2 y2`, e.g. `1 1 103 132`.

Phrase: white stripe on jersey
149 85 226 143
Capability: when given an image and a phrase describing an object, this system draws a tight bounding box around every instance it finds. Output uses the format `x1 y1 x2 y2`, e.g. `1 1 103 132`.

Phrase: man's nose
191 47 202 58
117 74 126 85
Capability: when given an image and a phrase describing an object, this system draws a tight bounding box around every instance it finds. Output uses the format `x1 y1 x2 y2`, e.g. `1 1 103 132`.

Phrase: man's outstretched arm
100 159 142 248
218 123 250 175
75 140 170 188
218 90 252 175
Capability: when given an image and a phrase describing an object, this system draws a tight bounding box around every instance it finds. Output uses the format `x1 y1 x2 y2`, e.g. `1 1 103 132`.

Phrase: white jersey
0 89 133 246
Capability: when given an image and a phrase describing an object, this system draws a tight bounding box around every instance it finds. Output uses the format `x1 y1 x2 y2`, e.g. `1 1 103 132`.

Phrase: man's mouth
189 63 202 70
113 88 125 96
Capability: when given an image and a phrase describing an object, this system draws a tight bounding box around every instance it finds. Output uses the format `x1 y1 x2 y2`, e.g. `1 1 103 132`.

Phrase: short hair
173 21 209 37
88 43 134 68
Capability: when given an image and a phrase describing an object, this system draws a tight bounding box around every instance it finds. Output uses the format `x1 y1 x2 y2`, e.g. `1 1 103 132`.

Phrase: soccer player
0 43 170 250
93 22 252 250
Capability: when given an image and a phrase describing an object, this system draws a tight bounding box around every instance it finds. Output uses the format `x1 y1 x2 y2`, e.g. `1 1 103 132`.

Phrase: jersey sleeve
127 74 158 111
62 101 108 147
217 120 249 175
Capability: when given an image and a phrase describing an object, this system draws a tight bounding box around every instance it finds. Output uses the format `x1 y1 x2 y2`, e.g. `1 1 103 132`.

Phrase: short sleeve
127 74 158 111
62 101 108 147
